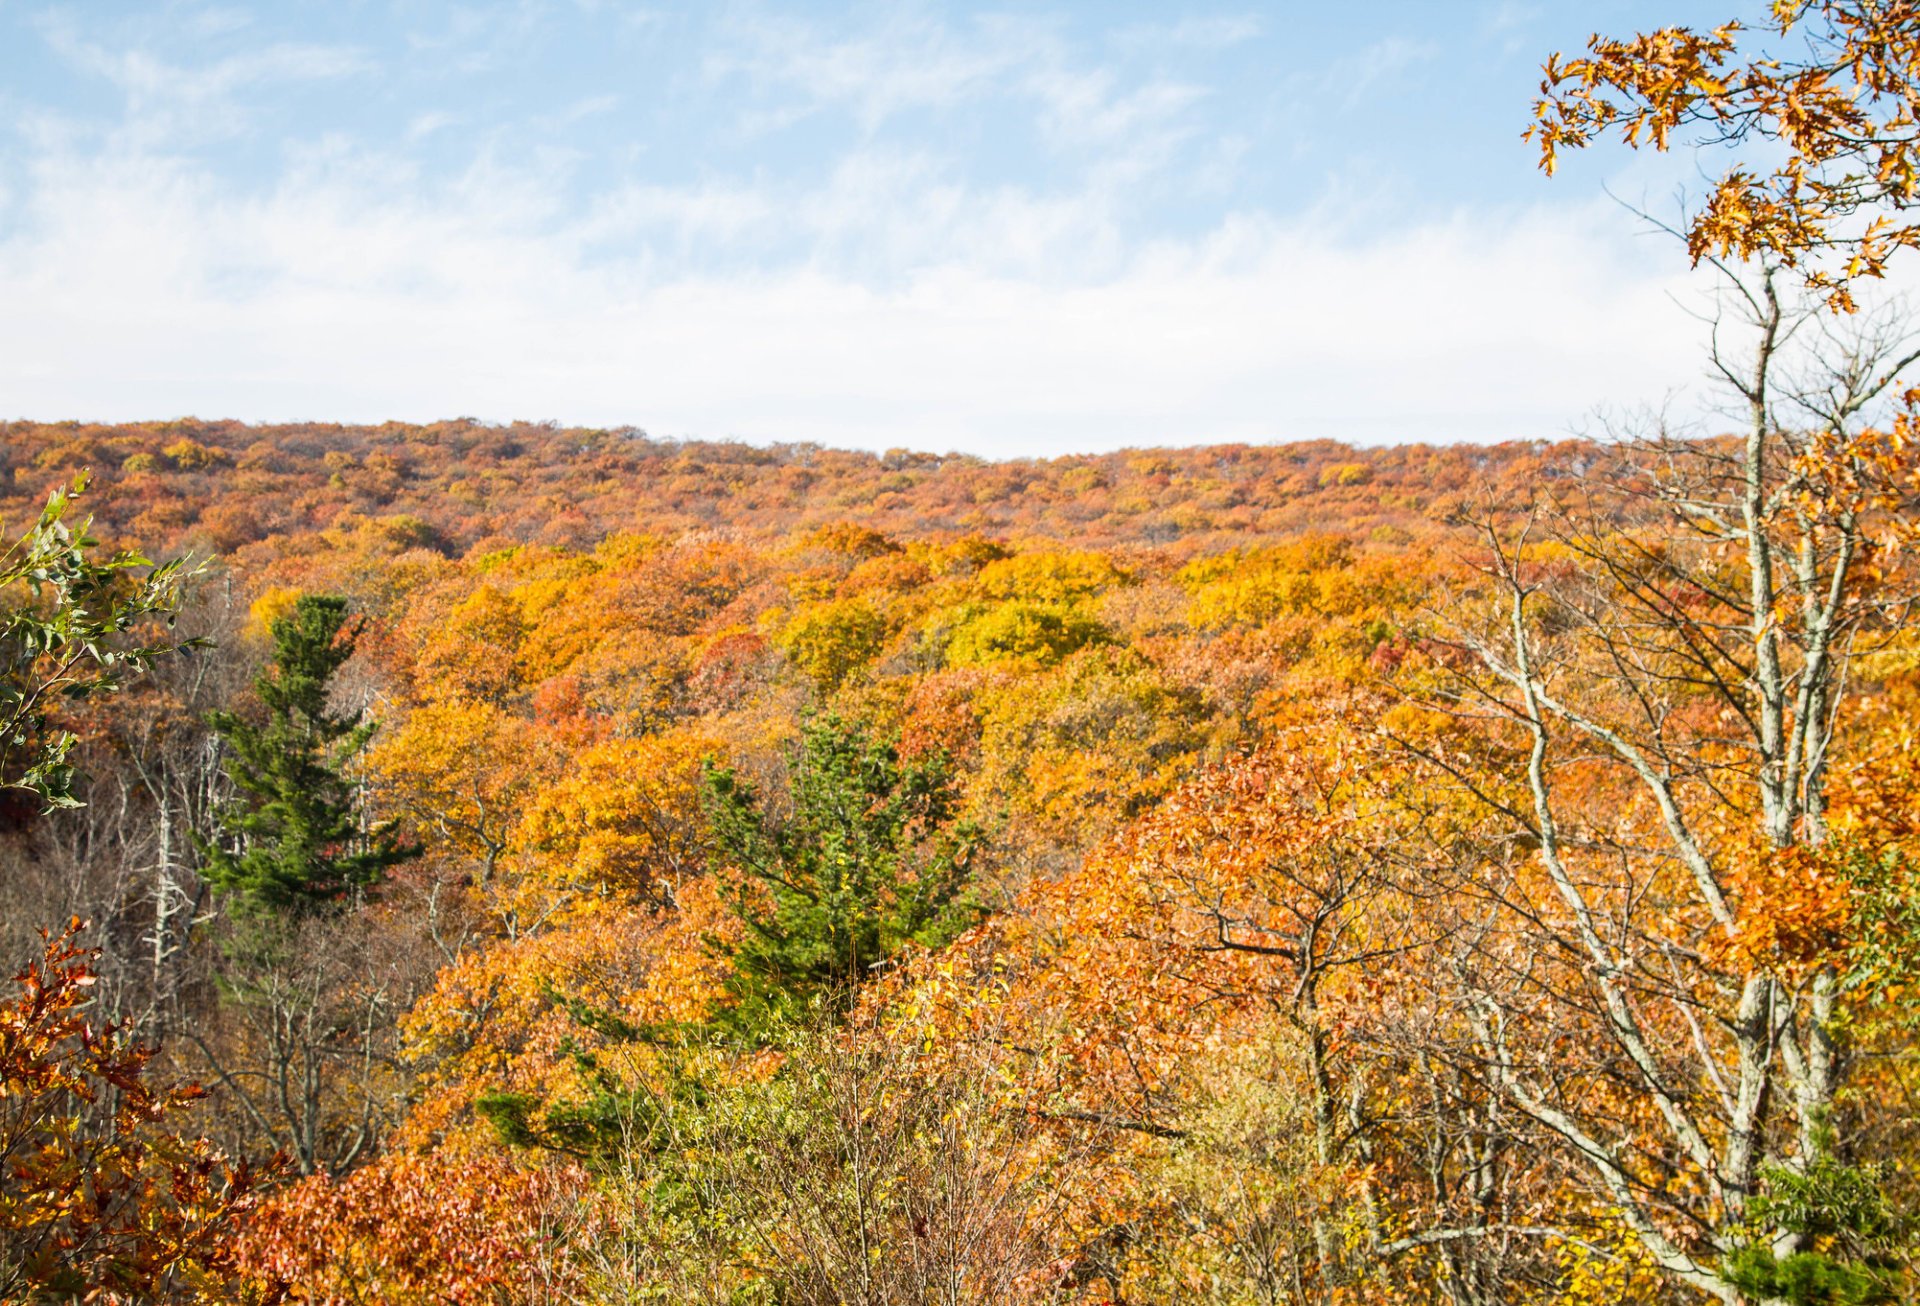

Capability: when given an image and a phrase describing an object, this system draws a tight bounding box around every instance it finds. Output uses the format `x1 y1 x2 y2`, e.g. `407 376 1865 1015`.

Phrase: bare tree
571 1013 1089 1305
1400 256 1920 1301
181 907 437 1177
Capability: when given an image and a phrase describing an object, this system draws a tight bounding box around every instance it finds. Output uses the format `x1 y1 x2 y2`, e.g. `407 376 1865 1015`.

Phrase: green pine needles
201 594 416 914
703 714 983 1038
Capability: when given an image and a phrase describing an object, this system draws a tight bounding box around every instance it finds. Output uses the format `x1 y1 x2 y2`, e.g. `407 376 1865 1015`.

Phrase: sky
0 0 1747 457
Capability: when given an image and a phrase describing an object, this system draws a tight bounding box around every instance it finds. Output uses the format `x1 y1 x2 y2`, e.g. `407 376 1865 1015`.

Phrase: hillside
1 418 1591 559
4 408 1915 1302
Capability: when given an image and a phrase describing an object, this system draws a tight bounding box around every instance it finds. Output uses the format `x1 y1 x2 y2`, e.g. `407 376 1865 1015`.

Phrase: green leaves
1724 1154 1908 1305
0 473 204 808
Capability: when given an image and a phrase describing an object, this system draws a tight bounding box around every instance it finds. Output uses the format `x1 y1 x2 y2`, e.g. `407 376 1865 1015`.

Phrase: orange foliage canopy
232 1149 587 1305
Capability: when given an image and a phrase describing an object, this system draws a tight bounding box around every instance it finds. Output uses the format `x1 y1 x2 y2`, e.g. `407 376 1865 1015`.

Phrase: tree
0 474 201 808
1529 0 1920 309
230 1147 586 1304
574 1016 1084 1305
202 594 415 914
0 920 257 1303
1368 13 1920 1297
703 715 981 1036
1410 307 1920 1297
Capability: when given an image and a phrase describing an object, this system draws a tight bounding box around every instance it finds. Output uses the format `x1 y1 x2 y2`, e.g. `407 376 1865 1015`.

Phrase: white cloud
702 4 1209 188
704 10 1034 134
1314 36 1440 111
406 111 461 141
1112 16 1262 53
0 136 1714 455
1 5 1775 458
35 14 369 149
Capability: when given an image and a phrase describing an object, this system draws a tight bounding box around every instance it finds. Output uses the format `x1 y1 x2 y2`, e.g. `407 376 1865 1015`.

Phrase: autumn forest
10 4 1920 1304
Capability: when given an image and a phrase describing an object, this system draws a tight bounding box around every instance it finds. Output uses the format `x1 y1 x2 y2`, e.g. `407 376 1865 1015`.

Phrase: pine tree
201 595 414 914
703 714 981 1037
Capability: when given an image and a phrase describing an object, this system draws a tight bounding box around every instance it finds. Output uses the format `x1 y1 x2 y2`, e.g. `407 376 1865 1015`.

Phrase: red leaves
1 921 259 1303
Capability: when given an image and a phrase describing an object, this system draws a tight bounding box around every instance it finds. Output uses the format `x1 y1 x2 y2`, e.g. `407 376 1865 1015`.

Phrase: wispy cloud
34 11 369 147
1316 36 1440 110
1112 15 1262 53
406 111 461 142
403 0 556 75
700 7 1215 213
703 10 1034 134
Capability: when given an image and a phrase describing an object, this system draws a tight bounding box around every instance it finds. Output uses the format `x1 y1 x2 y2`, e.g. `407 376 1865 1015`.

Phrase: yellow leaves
161 436 229 471
244 584 302 642
512 730 720 913
412 583 527 702
1552 1210 1670 1304
592 530 661 566
1176 537 1423 684
797 521 902 559
922 532 1012 577
1317 460 1374 488
399 898 730 1133
775 594 889 693
974 644 1209 842
944 599 1109 669
972 549 1129 604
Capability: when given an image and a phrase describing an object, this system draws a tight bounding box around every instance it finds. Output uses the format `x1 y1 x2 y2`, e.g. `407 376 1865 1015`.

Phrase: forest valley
11 3 1920 1303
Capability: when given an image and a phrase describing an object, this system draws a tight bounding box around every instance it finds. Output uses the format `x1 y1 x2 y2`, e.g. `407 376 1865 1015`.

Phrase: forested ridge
0 417 1578 557
10 3 1920 1302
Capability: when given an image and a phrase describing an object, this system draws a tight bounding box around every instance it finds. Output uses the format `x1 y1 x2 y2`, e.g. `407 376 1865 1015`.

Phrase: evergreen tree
201 595 414 914
703 714 981 1037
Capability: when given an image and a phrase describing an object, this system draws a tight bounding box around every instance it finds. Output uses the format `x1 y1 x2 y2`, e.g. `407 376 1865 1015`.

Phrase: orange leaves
1529 3 1920 301
899 667 987 763
1785 405 1920 546
231 1148 587 1304
798 521 903 560
399 880 736 1142
513 729 719 912
918 730 1406 1127
413 583 528 703
369 697 560 882
1 921 259 1303
1723 839 1860 972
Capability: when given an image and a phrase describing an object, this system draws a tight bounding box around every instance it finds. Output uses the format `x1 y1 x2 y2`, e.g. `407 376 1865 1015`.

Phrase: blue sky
1 1 1741 455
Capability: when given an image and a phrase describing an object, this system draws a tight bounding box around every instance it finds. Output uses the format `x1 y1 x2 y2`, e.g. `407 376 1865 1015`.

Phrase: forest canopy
8 3 1920 1303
